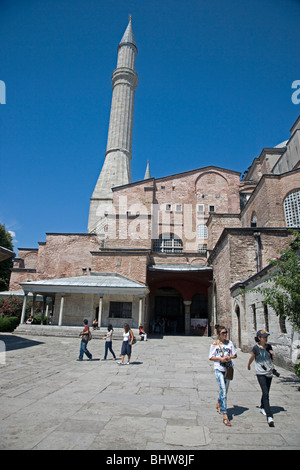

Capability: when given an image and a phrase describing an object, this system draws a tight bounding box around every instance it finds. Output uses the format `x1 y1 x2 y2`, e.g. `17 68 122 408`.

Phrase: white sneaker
126 361 130 365
260 408 266 416
267 417 275 427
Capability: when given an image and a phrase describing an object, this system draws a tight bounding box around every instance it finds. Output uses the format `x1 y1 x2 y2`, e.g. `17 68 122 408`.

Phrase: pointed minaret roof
119 16 137 50
144 160 151 179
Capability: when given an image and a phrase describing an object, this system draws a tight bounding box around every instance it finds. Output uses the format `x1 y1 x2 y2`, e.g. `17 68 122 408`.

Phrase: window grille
109 302 132 318
153 234 183 253
198 244 207 254
197 224 208 239
284 190 300 227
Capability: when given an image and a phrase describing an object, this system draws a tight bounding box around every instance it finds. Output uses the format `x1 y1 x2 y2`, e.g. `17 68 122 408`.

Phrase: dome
274 140 288 148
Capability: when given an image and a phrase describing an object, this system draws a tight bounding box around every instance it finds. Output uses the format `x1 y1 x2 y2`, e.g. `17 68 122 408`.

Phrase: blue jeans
215 369 230 414
79 340 92 360
104 341 116 359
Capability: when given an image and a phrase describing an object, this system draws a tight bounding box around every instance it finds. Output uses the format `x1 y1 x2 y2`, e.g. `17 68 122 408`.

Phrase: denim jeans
79 339 92 360
215 369 230 414
104 341 116 359
257 374 273 418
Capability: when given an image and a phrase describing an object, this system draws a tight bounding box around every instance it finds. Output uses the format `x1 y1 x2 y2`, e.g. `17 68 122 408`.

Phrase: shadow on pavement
227 405 249 419
0 334 44 351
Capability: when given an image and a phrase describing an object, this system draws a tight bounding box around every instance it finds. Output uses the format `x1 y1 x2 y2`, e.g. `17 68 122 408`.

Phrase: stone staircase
13 324 139 340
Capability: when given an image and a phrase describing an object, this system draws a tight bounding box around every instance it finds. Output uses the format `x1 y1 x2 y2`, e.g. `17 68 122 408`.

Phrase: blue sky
1 0 299 252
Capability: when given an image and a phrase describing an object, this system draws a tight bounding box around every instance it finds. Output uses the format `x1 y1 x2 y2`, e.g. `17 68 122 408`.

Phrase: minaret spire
144 160 151 179
88 19 138 234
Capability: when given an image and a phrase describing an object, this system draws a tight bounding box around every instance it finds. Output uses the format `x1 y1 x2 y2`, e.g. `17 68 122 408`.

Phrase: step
13 324 140 340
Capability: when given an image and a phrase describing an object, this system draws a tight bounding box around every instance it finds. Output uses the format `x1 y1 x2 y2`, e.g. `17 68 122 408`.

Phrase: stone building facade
6 20 300 367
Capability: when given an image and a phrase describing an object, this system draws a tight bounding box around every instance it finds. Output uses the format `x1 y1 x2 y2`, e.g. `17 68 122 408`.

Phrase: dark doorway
152 287 184 334
190 293 209 336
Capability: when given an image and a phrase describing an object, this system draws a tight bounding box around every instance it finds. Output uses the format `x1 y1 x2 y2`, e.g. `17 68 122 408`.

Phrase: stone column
58 294 65 326
184 301 192 335
138 296 144 326
31 294 36 317
20 292 28 324
98 295 103 328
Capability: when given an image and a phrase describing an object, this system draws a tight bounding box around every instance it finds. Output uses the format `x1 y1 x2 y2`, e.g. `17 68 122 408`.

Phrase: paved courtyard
0 332 300 450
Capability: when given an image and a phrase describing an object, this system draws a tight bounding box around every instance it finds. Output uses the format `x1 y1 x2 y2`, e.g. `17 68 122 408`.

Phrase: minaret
88 17 138 234
144 160 151 179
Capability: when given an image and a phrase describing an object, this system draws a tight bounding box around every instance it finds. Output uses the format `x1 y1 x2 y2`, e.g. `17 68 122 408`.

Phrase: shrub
0 316 19 332
33 315 49 325
0 296 31 319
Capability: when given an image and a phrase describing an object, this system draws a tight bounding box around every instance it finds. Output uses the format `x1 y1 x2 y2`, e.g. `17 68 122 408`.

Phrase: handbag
82 329 92 342
218 340 234 380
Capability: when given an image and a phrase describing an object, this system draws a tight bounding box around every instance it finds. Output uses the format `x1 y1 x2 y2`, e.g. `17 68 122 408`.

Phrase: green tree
257 230 300 332
0 224 14 291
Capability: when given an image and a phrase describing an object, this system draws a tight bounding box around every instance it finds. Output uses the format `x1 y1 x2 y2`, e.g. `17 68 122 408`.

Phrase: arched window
284 189 300 227
251 212 257 227
197 224 208 239
153 233 183 253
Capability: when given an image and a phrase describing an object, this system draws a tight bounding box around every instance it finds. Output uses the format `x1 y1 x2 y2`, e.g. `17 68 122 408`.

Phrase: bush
33 315 49 325
0 316 19 332
0 296 31 319
295 362 300 378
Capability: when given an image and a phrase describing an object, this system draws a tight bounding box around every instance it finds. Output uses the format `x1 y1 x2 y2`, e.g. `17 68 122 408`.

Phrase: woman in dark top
248 329 275 427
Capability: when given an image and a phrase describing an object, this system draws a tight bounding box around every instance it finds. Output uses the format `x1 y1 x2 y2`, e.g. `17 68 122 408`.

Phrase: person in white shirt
209 325 237 426
101 324 116 360
118 323 134 365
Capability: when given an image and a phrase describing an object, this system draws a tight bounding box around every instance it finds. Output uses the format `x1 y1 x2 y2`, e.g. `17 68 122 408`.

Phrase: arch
250 212 257 227
195 170 229 188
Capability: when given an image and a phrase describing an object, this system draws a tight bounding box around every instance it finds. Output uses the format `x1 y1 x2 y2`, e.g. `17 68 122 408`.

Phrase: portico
20 273 148 329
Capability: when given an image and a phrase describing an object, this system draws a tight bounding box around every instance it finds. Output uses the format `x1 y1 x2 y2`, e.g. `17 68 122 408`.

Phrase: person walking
248 330 275 427
101 324 116 360
209 325 237 426
118 323 134 365
77 319 92 361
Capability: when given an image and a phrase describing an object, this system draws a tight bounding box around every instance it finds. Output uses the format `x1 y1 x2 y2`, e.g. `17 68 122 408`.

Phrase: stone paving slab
0 332 300 450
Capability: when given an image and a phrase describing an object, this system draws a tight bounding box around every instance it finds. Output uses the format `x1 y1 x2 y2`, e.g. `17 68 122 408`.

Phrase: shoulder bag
218 340 234 380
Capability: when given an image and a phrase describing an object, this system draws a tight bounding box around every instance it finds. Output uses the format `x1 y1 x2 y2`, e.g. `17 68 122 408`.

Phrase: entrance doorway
190 293 209 336
151 287 184 334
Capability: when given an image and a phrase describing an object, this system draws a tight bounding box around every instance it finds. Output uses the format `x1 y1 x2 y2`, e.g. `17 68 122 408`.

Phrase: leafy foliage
256 230 300 333
0 224 14 291
0 296 29 319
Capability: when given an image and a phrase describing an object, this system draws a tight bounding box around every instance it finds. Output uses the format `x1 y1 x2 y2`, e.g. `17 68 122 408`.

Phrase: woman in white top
101 324 116 360
118 323 134 365
209 325 237 426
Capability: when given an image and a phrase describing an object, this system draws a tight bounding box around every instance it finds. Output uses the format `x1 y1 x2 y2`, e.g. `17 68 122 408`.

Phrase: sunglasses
220 331 227 335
